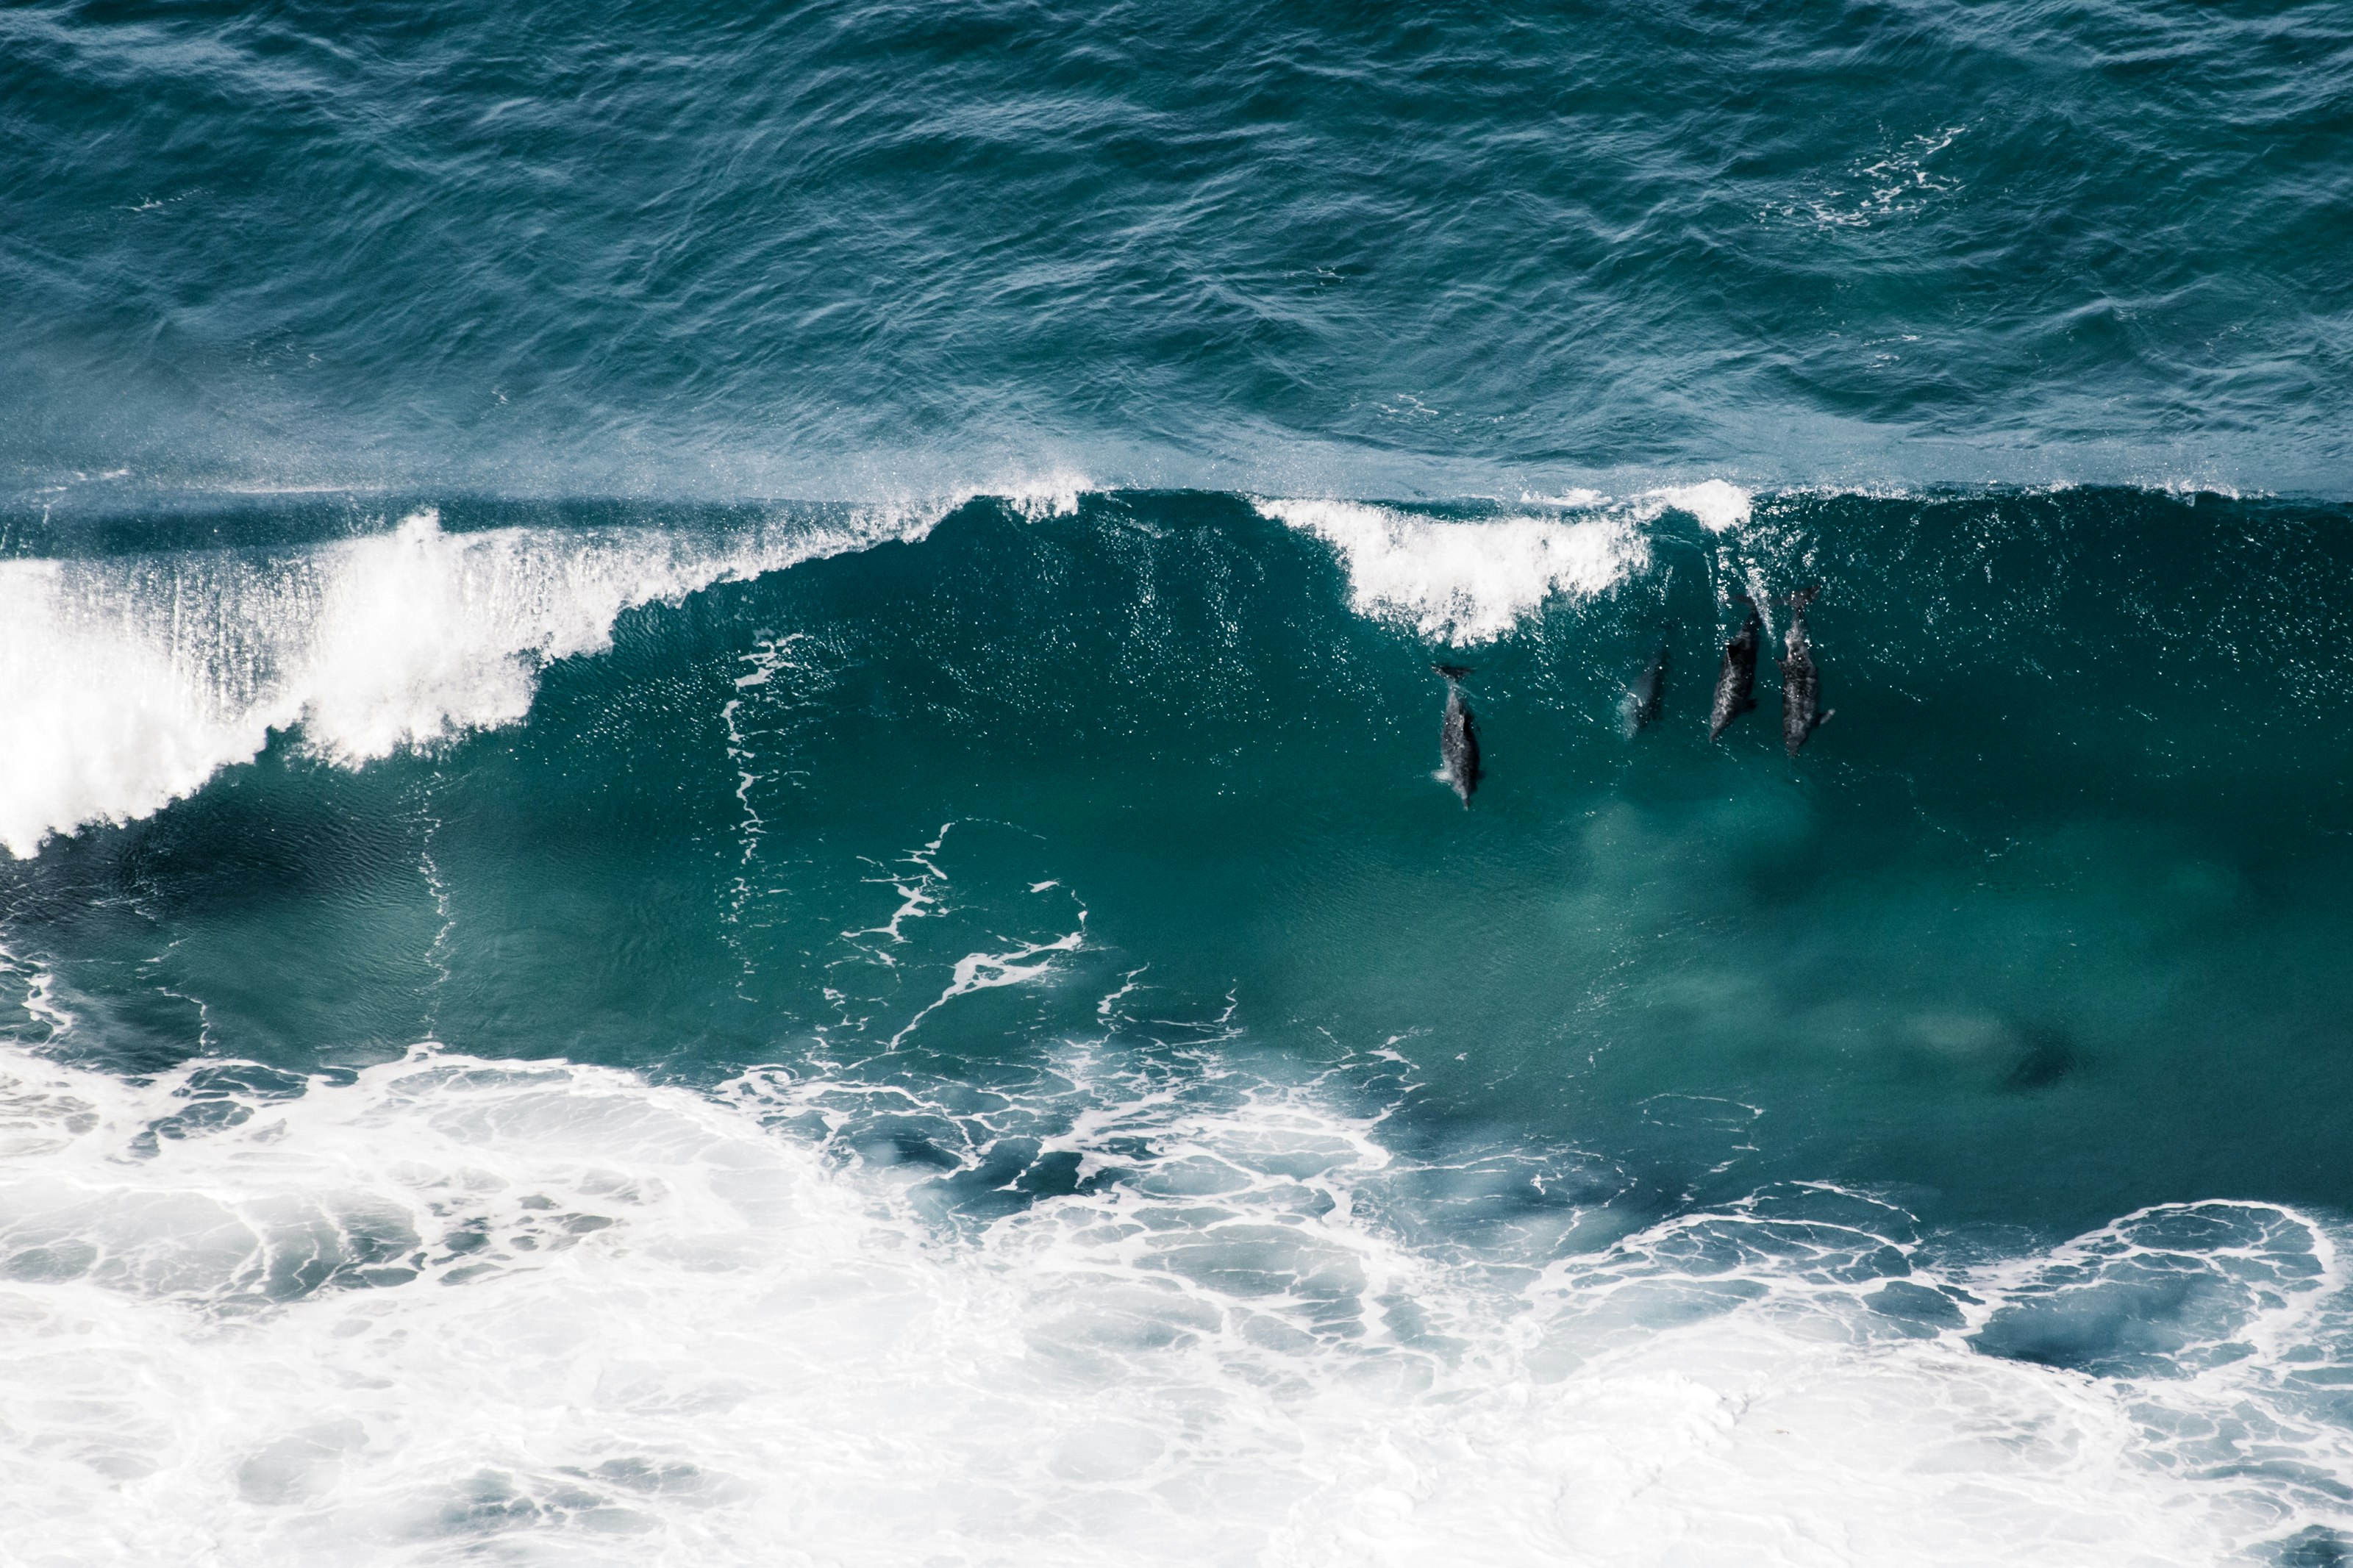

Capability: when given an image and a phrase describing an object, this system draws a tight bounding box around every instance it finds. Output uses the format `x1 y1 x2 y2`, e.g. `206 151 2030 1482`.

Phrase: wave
0 505 935 859
5 479 2353 1560
1253 482 1752 645
0 1034 2343 1565
0 481 1700 852
7 479 2348 865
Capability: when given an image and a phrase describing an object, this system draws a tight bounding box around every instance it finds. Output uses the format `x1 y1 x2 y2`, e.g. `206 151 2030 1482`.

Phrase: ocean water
5 3 2353 1565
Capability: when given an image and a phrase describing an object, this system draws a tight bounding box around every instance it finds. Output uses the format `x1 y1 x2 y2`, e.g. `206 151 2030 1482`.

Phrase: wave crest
1256 498 1652 645
0 506 931 858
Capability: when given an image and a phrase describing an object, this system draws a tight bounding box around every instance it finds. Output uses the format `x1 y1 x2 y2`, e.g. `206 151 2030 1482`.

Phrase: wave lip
1256 498 1652 645
1639 479 1753 532
0 505 933 859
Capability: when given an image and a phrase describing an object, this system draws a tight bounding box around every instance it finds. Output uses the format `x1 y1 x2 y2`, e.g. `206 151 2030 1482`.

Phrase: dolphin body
1709 596 1761 741
1621 642 1669 737
1432 665 1481 806
1777 585 1834 756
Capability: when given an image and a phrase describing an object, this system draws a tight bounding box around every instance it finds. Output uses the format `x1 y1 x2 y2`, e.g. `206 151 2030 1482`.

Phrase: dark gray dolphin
1432 664 1480 806
1777 584 1834 756
1621 642 1668 737
1708 595 1760 741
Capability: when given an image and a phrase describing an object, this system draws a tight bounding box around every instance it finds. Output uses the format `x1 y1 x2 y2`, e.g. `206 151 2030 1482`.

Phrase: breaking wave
0 506 932 858
1252 483 1752 645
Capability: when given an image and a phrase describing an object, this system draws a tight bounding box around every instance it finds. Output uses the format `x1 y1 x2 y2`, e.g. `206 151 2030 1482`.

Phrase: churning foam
1256 500 1649 644
0 1036 2344 1566
1638 479 1752 533
0 506 930 858
982 468 1095 520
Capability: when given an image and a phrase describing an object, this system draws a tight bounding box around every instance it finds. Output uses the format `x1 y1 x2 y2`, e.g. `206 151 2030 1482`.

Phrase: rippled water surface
6 0 2351 495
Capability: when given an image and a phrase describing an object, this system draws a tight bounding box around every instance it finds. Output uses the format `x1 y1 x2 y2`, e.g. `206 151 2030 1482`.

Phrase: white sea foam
0 1036 2343 1566
1256 499 1650 644
1638 479 1754 532
886 927 1086 1050
0 506 932 859
1767 126 1969 229
967 468 1095 520
1518 482 1754 531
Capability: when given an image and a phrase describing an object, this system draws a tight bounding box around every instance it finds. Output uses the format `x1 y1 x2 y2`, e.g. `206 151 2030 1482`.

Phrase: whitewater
4 1032 2346 1567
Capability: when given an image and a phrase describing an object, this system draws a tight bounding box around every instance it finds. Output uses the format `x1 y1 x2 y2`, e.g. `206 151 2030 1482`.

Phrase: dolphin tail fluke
1778 584 1823 612
1432 663 1472 681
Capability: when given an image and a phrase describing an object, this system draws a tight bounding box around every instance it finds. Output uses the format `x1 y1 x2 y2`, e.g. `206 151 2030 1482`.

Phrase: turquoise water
4 1 2353 1562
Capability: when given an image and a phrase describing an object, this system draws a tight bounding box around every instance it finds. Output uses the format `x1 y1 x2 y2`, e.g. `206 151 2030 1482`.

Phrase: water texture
4 0 2350 496
4 1 2353 1564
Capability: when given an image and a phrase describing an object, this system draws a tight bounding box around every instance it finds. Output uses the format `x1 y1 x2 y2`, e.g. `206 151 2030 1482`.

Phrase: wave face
7 487 2353 1561
4 1 2349 496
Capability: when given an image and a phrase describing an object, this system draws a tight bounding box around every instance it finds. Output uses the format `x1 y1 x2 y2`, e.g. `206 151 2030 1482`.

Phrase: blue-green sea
4 1 2352 1563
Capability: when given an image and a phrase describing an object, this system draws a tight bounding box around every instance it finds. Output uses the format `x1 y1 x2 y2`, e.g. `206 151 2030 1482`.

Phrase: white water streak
1256 484 1752 645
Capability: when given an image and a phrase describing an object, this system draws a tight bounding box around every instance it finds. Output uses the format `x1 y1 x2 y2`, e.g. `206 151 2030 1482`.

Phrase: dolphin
1777 585 1834 756
1621 642 1668 737
1708 595 1760 741
1432 664 1480 806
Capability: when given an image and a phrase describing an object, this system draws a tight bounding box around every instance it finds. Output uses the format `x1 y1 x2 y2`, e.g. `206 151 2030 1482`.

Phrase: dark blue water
7 0 2351 498
4 3 2353 1563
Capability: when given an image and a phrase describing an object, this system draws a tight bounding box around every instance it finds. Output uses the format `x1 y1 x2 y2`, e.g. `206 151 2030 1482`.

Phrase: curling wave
0 506 932 858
